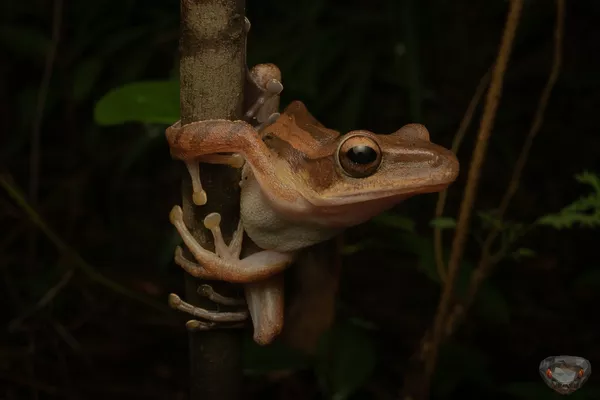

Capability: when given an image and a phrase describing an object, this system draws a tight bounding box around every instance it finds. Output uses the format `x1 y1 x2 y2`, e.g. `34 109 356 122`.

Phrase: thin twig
8 269 75 332
446 0 565 335
425 0 524 384
434 69 491 283
0 174 170 314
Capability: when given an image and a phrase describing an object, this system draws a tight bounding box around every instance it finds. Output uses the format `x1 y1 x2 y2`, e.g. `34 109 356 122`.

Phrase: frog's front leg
180 63 281 206
184 154 244 206
170 206 293 283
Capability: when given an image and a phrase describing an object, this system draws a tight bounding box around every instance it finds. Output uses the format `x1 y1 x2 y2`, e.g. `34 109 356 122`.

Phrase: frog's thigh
245 274 284 345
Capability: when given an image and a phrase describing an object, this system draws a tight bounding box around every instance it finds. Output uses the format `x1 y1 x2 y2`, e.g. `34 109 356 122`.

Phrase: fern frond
538 171 600 229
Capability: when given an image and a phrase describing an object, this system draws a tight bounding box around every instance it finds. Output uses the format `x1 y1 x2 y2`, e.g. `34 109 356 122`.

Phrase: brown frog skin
165 59 459 346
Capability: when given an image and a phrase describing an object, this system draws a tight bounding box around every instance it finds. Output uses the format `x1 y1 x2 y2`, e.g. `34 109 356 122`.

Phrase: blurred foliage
2 0 600 399
537 171 600 229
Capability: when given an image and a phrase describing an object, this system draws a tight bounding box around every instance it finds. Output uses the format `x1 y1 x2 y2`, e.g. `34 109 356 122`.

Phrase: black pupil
347 145 377 164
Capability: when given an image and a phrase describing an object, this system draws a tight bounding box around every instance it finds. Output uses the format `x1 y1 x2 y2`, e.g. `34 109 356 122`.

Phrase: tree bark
179 1 246 399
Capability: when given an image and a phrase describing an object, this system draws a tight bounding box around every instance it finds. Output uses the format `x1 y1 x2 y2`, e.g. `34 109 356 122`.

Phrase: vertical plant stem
434 69 491 283
178 1 246 399
426 0 523 386
400 2 524 399
447 0 565 336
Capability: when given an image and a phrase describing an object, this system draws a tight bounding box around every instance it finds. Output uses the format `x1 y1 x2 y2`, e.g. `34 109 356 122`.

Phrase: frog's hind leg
185 319 245 331
198 284 245 306
255 112 280 132
245 275 284 345
170 206 291 344
191 213 246 307
169 211 248 325
168 293 248 322
245 78 283 121
202 211 285 345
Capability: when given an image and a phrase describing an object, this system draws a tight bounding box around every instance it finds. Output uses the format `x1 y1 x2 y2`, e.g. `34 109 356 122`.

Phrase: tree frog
165 97 459 345
165 18 458 345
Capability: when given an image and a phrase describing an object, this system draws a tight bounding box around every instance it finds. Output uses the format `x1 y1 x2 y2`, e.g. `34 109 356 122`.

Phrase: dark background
1 0 599 399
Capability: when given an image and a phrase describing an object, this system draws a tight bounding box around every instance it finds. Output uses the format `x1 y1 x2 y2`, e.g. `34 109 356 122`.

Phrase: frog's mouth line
307 181 454 207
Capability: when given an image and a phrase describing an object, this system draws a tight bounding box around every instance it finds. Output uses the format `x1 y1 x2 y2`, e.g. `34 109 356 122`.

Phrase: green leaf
371 213 415 232
576 170 600 193
474 284 510 324
243 336 309 375
94 80 179 125
72 58 104 102
315 322 377 400
537 171 600 229
430 217 456 230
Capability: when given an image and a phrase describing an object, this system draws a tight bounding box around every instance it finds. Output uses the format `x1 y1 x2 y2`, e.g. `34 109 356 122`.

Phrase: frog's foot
185 319 246 331
170 205 293 283
169 293 248 322
255 112 280 132
170 213 246 328
245 79 283 121
198 284 246 306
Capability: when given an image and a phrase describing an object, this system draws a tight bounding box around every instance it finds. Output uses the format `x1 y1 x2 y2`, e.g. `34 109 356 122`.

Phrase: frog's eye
337 135 382 178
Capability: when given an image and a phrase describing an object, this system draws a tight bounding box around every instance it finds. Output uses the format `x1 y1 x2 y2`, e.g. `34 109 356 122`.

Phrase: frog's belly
240 176 340 252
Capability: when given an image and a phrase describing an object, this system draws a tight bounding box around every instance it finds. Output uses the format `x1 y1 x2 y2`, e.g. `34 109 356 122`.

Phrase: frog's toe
169 292 248 322
192 190 207 206
266 79 283 95
186 319 246 331
203 212 222 230
169 205 184 224
198 284 245 306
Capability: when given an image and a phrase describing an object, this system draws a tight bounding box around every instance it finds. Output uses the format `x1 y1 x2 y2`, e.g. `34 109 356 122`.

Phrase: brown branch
446 0 565 336
401 2 525 399
427 0 524 378
434 69 491 283
177 1 246 399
